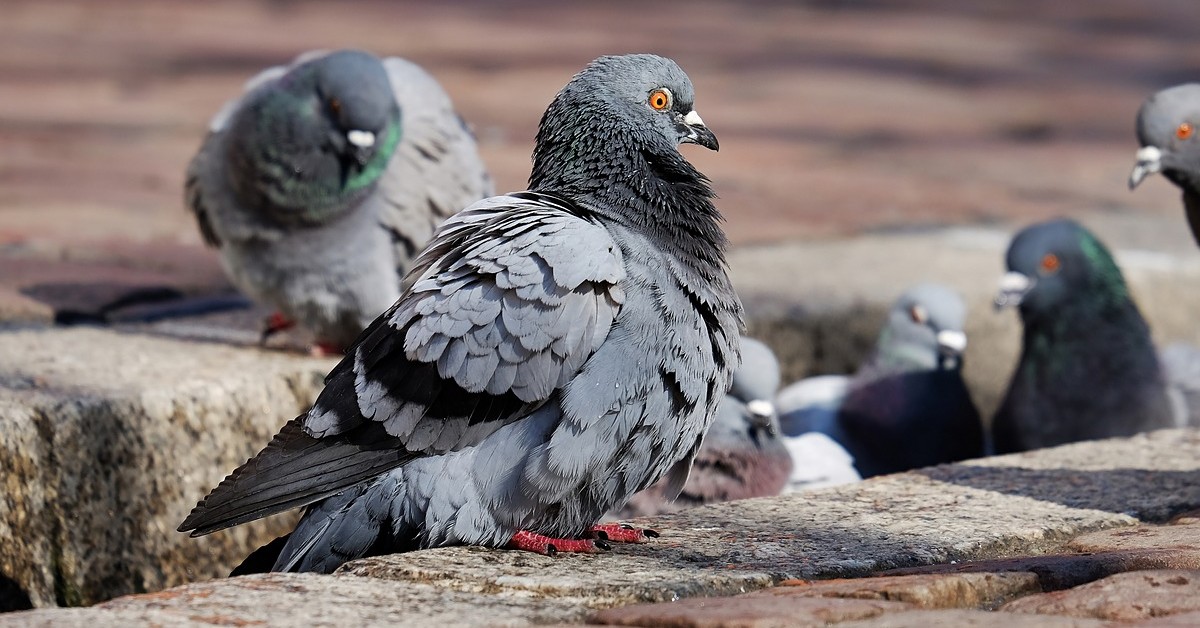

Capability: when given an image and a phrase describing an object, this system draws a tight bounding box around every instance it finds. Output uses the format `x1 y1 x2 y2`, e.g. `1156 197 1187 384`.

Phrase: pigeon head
871 283 968 373
227 49 403 225
995 219 1130 325
530 54 718 195
728 337 782 437
1130 84 1200 193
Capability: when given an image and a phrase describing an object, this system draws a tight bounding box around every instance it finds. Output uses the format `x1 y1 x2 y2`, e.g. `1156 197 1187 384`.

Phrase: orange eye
329 98 342 115
1177 122 1194 140
909 305 928 324
648 89 671 111
1040 253 1060 273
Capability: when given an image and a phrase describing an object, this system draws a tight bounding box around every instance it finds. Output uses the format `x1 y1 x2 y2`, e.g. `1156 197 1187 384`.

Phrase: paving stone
1000 569 1200 620
588 595 913 627
1066 520 1200 553
1125 611 1200 626
0 573 589 627
756 572 1041 609
879 549 1200 593
835 609 1113 627
0 327 334 607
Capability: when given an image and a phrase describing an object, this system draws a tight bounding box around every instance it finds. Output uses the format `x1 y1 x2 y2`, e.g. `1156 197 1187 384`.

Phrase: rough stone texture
835 609 1113 627
1066 522 1200 554
0 327 334 607
0 429 1197 624
1127 611 1200 626
588 595 913 627
0 573 592 627
878 548 1200 593
758 573 1041 610
1000 570 1200 621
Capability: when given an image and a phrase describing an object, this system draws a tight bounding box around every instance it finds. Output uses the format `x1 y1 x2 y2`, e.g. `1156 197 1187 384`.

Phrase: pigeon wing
179 192 625 536
372 57 494 273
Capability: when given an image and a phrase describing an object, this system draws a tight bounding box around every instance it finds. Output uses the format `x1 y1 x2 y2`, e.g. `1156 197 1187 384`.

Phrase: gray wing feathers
375 57 494 266
324 198 622 457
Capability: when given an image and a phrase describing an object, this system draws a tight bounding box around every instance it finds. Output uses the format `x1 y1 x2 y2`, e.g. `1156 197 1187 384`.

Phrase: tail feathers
273 476 418 574
179 415 412 536
230 534 291 577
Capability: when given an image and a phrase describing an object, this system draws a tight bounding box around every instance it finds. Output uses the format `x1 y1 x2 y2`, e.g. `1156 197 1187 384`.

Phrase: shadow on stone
917 464 1200 522
0 574 33 613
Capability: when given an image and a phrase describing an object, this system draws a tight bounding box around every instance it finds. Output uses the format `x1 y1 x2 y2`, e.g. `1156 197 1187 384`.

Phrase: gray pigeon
179 54 741 573
1129 83 1200 247
992 218 1178 453
777 283 983 477
613 337 792 518
186 49 493 352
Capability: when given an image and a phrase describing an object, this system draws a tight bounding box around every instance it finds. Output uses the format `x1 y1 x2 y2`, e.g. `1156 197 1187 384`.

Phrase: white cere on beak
746 399 775 419
936 330 968 354
1129 145 1163 189
683 110 706 127
347 130 376 148
994 271 1034 310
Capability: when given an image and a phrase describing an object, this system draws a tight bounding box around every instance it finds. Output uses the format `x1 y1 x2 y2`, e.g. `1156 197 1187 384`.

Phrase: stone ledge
0 327 335 607
0 429 1191 626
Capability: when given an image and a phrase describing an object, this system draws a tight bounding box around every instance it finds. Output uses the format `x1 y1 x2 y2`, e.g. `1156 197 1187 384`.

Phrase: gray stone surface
0 428 1196 625
0 327 334 607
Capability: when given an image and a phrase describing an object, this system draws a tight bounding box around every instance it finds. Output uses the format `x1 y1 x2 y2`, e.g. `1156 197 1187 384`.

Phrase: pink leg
589 522 659 544
508 530 608 556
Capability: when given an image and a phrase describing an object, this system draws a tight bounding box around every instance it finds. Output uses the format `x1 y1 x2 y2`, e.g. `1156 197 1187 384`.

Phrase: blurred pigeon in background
777 283 983 477
1129 83 1200 247
992 218 1180 453
186 49 493 353
179 54 742 573
613 337 792 518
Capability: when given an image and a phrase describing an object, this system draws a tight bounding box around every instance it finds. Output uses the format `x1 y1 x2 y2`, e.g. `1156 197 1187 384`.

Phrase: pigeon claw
508 530 607 556
260 312 296 343
589 522 657 543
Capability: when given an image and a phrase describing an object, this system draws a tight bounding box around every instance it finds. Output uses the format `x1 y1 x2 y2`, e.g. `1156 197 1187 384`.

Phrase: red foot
260 312 296 342
589 522 659 544
508 530 607 556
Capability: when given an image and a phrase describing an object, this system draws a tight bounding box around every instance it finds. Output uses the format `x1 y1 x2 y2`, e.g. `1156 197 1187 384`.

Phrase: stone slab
1000 569 1200 621
758 572 1041 610
1 428 1197 624
588 595 912 627
836 609 1113 627
0 327 335 607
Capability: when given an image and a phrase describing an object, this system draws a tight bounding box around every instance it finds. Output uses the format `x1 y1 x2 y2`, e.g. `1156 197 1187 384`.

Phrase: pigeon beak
935 330 968 356
346 129 377 166
745 399 778 436
994 272 1034 310
1129 145 1163 190
680 110 719 151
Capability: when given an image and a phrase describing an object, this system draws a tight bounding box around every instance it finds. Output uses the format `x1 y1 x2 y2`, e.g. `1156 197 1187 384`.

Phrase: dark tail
230 534 292 577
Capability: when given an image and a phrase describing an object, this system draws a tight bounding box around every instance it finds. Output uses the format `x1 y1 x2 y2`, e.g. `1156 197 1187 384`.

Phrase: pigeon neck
529 121 728 273
1022 298 1160 381
225 90 401 228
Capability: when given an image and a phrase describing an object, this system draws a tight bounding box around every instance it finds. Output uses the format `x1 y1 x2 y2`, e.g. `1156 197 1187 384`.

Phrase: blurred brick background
1 0 1198 311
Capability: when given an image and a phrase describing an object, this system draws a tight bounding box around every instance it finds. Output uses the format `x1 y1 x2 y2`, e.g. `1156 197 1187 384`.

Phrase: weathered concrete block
0 429 1197 625
0 327 334 607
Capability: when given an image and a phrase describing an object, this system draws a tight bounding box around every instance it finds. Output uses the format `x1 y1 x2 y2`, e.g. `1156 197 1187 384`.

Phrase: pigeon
992 218 1178 454
178 54 741 574
1129 83 1200 247
185 49 493 352
777 283 983 477
612 337 792 518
